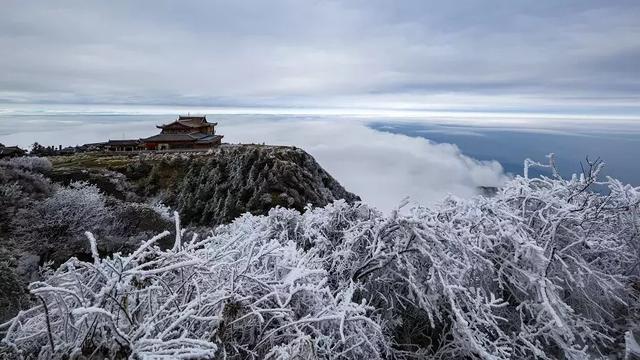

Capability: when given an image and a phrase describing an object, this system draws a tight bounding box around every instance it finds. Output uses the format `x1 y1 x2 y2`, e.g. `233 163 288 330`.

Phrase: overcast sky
2 0 640 116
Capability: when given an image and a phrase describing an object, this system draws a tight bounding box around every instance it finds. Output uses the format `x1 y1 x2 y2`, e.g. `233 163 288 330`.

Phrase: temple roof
157 115 217 129
106 139 141 146
195 135 224 144
142 133 223 143
178 115 206 121
0 146 25 156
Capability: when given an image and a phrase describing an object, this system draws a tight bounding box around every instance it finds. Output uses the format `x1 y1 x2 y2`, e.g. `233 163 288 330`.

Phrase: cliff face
171 145 359 225
50 145 360 225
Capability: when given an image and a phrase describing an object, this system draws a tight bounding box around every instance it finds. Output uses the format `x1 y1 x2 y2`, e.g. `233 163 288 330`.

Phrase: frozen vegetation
1 155 639 358
0 157 173 323
48 145 360 225
0 147 358 323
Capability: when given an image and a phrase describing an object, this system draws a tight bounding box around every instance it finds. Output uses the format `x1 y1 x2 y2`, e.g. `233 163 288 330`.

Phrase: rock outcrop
50 144 360 225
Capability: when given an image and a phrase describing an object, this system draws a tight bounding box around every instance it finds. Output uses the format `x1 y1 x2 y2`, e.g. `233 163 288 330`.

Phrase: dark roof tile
195 135 224 144
158 116 217 129
106 139 141 146
142 133 205 142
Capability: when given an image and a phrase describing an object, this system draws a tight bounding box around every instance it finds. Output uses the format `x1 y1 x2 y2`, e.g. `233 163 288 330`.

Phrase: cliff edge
50 144 360 225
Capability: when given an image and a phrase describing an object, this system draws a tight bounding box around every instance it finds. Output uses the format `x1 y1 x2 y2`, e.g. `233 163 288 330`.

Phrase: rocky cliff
50 144 360 225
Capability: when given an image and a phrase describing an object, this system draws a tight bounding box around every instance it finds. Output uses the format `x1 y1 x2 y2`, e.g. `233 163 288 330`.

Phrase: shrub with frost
0 160 53 201
1 156 639 359
11 181 113 264
1 214 389 359
0 156 52 173
298 156 638 358
39 182 110 232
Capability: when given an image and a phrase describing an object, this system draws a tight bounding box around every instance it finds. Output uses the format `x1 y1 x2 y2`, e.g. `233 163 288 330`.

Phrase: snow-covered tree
39 181 110 233
11 181 113 265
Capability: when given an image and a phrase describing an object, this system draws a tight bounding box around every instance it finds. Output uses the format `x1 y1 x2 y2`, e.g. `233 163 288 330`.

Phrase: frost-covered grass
1 156 639 359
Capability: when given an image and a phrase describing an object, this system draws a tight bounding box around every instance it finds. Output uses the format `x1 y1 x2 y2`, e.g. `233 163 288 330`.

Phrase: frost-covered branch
2 156 639 359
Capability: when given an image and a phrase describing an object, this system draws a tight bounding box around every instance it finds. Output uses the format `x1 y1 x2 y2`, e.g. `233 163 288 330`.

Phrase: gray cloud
1 1 639 114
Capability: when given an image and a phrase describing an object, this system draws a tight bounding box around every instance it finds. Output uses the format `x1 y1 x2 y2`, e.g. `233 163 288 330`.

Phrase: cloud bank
221 118 506 210
0 115 506 211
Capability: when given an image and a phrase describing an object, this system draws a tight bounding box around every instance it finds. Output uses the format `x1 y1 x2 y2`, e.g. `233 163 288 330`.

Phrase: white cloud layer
0 115 506 212
221 118 506 211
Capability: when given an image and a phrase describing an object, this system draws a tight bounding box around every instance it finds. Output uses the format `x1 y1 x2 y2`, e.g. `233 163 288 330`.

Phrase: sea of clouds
222 117 506 211
0 114 506 212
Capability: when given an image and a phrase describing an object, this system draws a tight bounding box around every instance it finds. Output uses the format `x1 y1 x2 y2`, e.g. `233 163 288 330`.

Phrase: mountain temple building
104 139 142 152
104 115 223 151
142 115 223 150
0 145 26 158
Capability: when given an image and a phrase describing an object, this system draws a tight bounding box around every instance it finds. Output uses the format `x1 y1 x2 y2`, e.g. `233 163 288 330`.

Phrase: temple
105 115 223 151
0 145 26 158
142 115 223 150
